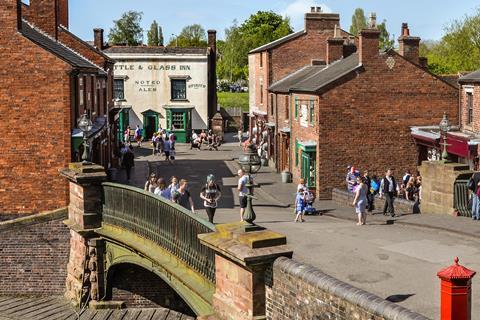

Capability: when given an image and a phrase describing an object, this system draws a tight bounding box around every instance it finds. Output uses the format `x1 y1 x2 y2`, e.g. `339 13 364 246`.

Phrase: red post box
437 257 476 320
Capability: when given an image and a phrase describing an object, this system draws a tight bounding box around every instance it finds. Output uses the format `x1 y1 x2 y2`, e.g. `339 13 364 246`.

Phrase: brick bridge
0 162 432 320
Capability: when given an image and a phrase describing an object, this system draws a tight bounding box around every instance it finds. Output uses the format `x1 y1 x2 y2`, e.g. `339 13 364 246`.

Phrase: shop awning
447 133 472 158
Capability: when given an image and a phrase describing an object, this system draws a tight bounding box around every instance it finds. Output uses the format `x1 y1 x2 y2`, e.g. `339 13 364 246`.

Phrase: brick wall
332 188 419 214
290 50 458 198
266 257 428 320
0 0 71 213
460 83 480 133
0 209 70 296
109 263 194 316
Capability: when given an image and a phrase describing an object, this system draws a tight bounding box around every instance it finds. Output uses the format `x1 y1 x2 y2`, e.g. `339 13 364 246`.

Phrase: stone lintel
198 222 293 268
60 162 107 185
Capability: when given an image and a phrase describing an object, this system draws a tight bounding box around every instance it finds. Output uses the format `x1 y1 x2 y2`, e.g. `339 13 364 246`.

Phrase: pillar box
198 222 293 320
437 257 476 320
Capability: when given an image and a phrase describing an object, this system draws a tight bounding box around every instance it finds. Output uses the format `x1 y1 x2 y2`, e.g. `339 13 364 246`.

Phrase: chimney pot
316 7 321 13
368 12 377 29
310 6 315 13
401 23 410 36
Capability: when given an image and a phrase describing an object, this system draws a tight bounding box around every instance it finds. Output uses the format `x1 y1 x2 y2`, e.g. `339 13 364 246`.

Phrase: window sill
170 99 189 102
114 99 127 102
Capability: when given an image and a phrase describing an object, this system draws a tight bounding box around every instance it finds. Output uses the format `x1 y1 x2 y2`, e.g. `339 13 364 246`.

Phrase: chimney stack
326 25 344 64
94 28 104 50
398 23 421 64
28 0 69 38
304 9 340 32
57 0 68 28
358 15 381 65
208 29 217 52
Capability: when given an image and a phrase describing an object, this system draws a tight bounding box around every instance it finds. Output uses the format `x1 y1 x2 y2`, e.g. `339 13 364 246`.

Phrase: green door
301 151 316 188
141 110 159 139
118 109 129 143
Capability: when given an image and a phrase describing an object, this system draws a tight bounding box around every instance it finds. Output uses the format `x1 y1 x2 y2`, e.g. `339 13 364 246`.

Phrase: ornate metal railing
454 179 471 218
102 182 216 282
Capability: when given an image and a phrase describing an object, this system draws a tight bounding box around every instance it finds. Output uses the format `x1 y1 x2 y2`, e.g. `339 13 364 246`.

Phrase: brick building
0 0 115 214
412 69 480 169
248 7 352 159
269 21 458 198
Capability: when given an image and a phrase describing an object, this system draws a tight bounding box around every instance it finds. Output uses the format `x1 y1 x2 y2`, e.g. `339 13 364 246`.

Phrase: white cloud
281 0 332 31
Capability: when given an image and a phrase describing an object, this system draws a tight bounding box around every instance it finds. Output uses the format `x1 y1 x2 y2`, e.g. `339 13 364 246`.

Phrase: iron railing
102 182 216 282
454 179 471 217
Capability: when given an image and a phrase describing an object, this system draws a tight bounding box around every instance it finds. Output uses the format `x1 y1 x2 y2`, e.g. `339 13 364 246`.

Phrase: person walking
144 173 158 193
134 125 142 147
363 170 374 212
294 190 306 222
168 176 179 199
379 169 398 217
200 174 222 223
346 166 359 192
151 133 158 156
237 169 249 221
172 179 195 213
353 176 368 225
238 128 243 146
154 178 171 200
468 171 480 220
122 145 135 182
124 126 131 144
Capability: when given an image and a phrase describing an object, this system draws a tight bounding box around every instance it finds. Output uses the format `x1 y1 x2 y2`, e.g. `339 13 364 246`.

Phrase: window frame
113 78 125 101
467 91 473 125
171 78 187 101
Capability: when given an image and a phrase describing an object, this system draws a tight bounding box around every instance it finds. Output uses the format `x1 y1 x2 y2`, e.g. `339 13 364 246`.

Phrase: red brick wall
0 214 70 296
29 0 57 37
460 83 480 132
0 0 71 213
251 52 269 114
109 263 194 316
290 51 458 198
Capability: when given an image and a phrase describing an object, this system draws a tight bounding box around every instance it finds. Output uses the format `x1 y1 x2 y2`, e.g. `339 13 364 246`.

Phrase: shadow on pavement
386 294 416 303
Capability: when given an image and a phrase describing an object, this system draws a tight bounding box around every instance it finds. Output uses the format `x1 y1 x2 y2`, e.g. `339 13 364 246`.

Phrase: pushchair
303 190 318 215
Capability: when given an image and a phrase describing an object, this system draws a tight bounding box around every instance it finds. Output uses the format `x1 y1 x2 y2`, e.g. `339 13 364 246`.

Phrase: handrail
102 182 216 282
454 179 471 218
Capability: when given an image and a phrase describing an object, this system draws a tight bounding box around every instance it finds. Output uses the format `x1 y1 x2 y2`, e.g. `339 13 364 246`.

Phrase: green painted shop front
141 109 160 140
164 106 194 143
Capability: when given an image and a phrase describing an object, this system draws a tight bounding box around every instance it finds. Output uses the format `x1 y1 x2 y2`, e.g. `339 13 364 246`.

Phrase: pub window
171 79 187 100
467 92 473 125
171 112 185 129
309 98 314 126
113 79 125 100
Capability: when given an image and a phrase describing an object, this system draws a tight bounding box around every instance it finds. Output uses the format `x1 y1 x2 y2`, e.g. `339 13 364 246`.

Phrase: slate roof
20 21 102 72
103 46 208 55
249 30 305 54
270 53 361 93
459 70 480 83
269 64 327 93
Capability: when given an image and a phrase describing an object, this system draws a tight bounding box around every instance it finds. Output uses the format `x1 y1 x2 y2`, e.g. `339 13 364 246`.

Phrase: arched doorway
106 263 195 316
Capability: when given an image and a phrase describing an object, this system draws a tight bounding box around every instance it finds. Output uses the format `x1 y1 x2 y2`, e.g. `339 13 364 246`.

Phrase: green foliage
349 8 367 36
218 92 249 111
218 11 293 81
168 24 207 47
108 11 144 46
422 9 480 74
147 20 160 46
349 8 393 50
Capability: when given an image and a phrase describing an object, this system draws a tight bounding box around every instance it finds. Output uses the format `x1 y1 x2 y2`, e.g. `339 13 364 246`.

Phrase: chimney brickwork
398 23 421 65
359 28 381 64
93 28 104 50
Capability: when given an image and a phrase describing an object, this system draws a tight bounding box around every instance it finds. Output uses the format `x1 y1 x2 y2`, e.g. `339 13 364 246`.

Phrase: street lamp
439 112 451 161
238 143 262 227
77 112 93 164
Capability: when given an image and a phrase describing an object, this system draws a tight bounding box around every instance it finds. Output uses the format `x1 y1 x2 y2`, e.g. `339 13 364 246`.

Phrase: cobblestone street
114 135 480 319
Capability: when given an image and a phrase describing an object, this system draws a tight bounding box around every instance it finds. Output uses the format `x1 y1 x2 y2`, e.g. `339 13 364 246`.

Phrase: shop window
467 92 473 125
171 112 185 130
171 79 187 100
113 79 125 100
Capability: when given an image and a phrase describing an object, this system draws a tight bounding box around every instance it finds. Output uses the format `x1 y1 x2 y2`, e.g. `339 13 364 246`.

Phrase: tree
349 8 393 50
168 24 208 47
147 20 159 46
108 11 144 46
349 8 367 36
159 26 164 46
421 9 480 74
217 11 293 81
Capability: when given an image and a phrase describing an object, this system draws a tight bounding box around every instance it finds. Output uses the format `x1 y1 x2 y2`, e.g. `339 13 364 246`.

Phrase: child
294 191 306 222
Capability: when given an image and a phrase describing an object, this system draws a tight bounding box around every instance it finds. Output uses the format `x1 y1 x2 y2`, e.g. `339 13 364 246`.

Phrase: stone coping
274 257 430 320
0 207 68 231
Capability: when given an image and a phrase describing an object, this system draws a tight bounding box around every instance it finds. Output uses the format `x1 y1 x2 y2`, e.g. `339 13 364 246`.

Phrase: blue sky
68 0 479 43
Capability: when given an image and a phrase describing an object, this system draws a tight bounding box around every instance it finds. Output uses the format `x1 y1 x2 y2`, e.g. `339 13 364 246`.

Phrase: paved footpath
117 134 480 319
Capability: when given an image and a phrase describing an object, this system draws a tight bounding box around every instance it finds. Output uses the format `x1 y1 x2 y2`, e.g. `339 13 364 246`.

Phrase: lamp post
439 112 451 162
77 112 93 164
238 143 262 227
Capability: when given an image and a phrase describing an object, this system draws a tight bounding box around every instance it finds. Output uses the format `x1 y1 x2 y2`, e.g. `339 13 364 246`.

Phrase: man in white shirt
379 169 398 217
237 169 250 221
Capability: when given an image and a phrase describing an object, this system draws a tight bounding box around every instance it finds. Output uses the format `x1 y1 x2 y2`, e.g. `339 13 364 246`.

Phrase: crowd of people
143 173 222 224
191 129 222 151
345 166 422 225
